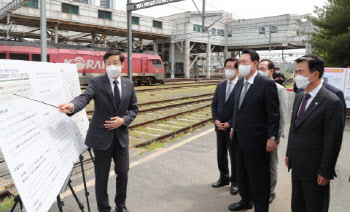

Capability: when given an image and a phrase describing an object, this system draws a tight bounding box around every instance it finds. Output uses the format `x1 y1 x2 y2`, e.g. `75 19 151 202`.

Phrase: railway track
81 81 219 90
163 78 221 83
86 93 213 115
163 79 221 85
128 104 212 147
134 83 217 92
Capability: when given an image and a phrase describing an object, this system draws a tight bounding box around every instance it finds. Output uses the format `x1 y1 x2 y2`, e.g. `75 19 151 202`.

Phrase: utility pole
6 14 10 40
170 36 175 79
269 25 272 52
40 0 47 62
305 20 312 54
202 0 205 32
126 0 184 81
127 0 132 81
206 31 211 78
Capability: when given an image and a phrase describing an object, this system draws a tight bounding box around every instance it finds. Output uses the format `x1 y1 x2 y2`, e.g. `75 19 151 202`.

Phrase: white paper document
0 60 89 212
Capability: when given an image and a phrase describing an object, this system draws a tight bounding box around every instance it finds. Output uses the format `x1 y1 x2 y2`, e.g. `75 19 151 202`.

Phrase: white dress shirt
226 77 238 95
108 75 122 97
71 76 122 113
240 71 258 96
298 83 323 115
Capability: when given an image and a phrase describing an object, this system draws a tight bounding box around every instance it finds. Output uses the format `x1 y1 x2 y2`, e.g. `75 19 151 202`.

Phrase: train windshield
152 59 162 68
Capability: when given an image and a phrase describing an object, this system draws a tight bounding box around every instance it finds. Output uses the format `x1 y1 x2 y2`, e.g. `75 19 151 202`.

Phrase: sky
116 0 328 19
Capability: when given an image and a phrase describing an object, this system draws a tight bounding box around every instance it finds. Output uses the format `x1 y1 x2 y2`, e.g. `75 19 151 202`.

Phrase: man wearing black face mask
58 50 138 212
273 71 285 87
286 54 344 212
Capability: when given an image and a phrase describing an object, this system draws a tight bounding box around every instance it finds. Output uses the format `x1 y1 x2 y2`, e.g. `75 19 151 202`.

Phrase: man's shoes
230 184 239 195
269 193 276 204
228 200 253 211
115 206 129 212
212 179 230 188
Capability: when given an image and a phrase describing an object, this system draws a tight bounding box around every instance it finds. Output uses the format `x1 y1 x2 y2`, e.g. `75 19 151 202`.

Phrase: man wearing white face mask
211 58 239 195
58 50 138 212
296 71 347 121
258 59 288 204
228 49 280 212
286 54 344 212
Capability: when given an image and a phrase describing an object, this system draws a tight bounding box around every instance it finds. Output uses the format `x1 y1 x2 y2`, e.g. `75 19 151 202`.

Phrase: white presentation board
0 59 89 212
323 67 350 108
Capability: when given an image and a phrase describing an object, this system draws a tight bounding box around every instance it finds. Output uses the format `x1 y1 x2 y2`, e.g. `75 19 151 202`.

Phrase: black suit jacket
211 79 236 131
231 73 280 152
287 86 344 181
69 74 138 150
297 81 346 119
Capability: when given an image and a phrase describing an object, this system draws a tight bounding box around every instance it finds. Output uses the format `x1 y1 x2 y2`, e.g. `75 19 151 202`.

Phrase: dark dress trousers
286 86 344 212
231 73 280 212
69 74 138 212
211 80 238 185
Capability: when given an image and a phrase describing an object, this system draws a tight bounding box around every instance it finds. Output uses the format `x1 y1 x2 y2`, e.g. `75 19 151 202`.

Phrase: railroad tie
145 127 172 133
156 124 183 129
190 114 209 118
166 121 185 125
174 118 196 122
182 116 204 120
131 131 161 137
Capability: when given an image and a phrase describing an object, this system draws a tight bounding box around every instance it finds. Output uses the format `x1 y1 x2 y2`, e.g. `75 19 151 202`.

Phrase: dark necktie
113 80 120 110
295 93 311 125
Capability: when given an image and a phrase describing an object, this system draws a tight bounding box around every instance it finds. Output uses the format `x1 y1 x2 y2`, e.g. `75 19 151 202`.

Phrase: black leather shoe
228 201 253 211
269 193 276 204
212 179 230 188
115 206 129 212
230 184 239 195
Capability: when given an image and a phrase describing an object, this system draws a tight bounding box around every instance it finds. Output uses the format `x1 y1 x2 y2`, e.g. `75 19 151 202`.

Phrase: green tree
310 0 350 67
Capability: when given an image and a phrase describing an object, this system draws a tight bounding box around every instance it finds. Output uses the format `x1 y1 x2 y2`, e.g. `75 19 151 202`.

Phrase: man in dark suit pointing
286 54 344 212
58 50 138 212
228 49 280 212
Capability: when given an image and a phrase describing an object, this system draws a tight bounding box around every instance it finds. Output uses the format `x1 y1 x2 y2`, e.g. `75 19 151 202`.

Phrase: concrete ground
40 91 349 212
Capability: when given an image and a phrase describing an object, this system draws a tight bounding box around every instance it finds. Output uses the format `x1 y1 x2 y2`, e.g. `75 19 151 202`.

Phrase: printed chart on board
0 59 88 212
323 68 350 108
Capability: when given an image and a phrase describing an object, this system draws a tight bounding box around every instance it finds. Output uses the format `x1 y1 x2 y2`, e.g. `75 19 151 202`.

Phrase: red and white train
0 41 165 85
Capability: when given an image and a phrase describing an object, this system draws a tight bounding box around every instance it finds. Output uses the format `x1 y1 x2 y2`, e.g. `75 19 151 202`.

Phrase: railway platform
5 92 350 212
45 122 350 212
45 110 350 211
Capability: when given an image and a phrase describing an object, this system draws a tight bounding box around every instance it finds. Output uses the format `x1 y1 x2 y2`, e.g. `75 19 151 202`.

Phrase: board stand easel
10 195 23 212
57 148 94 212
10 148 94 212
